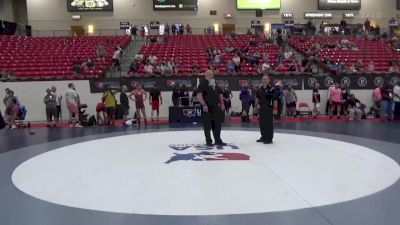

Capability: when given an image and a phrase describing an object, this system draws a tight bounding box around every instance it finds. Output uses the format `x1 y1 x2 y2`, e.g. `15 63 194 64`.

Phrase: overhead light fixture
88 24 94 34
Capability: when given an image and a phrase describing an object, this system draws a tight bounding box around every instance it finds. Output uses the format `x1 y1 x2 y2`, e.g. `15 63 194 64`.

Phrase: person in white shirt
284 49 293 59
51 86 63 121
148 54 158 64
65 83 82 128
261 62 270 72
134 52 144 61
144 63 154 75
393 81 400 119
112 47 122 70
232 54 241 65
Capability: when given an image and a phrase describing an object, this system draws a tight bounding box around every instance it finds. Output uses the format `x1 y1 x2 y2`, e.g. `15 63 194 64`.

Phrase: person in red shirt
329 83 342 119
96 98 106 125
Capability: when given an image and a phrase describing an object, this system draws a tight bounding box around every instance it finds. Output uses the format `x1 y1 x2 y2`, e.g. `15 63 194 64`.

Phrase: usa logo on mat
165 144 250 164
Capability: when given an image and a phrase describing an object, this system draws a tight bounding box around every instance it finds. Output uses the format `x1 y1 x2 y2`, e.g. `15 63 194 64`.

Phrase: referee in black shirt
197 70 227 147
255 75 278 144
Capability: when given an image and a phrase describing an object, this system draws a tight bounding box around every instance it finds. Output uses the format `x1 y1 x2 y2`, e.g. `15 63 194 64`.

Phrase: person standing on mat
255 75 277 144
149 85 162 121
129 84 148 125
197 70 226 147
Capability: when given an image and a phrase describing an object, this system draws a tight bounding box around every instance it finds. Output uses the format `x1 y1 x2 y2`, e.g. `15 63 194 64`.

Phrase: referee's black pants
202 107 223 144
259 107 274 141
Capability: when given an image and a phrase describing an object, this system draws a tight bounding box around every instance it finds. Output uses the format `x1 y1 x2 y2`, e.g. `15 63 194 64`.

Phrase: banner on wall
89 75 304 93
303 74 400 90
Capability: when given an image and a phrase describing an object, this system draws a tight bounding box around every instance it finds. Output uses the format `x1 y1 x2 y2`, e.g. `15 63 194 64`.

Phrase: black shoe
263 140 273 144
256 138 265 143
215 142 227 146
206 143 214 147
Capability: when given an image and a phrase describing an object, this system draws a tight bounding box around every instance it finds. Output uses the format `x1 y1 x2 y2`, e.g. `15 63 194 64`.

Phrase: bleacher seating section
138 35 286 76
0 35 131 80
290 36 399 72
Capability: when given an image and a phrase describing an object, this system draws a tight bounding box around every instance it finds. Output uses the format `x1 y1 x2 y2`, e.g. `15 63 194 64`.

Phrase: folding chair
298 102 312 119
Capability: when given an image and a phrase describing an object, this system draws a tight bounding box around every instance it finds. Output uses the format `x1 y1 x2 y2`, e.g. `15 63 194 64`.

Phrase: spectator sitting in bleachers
134 51 144 62
367 61 375 72
284 49 293 60
144 63 154 76
209 63 218 73
148 54 158 65
73 58 83 76
355 59 365 72
128 61 140 76
192 61 200 75
389 61 400 73
164 61 173 75
206 47 213 57
82 57 95 71
154 62 163 76
214 53 222 64
250 52 260 67
261 61 271 73
226 45 235 53
227 60 236 74
349 64 357 73
232 54 241 68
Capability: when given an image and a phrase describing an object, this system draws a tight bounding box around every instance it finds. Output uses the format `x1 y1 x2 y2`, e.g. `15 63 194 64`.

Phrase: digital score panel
319 0 361 10
153 0 198 11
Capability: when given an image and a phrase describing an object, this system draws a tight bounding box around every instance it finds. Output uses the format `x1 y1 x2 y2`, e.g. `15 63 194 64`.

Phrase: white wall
0 80 375 122
26 0 397 32
0 0 14 21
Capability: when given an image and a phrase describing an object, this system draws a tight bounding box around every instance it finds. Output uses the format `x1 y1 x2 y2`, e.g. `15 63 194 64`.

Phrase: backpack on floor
87 115 97 126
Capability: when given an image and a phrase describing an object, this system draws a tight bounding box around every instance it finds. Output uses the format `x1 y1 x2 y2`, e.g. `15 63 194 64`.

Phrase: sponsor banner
304 75 400 90
90 74 400 93
89 75 303 93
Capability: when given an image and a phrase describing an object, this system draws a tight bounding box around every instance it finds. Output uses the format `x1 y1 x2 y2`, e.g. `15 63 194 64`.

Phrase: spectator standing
112 47 122 70
51 86 62 121
103 86 117 126
120 85 130 122
65 83 82 128
312 83 321 117
329 83 342 119
380 83 394 121
275 83 285 119
373 84 382 118
144 63 154 75
284 85 297 117
131 25 138 38
239 84 252 122
44 88 58 127
393 81 400 120
96 44 107 63
186 24 192 35
149 85 162 121
222 86 233 116
165 23 170 35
